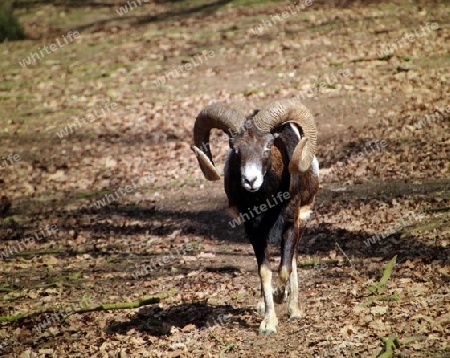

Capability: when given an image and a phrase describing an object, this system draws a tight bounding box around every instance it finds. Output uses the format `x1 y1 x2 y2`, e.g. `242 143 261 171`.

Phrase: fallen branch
377 335 400 358
423 206 450 213
376 334 426 358
297 259 341 268
0 289 177 323
0 310 44 323
14 249 66 258
1 295 25 302
363 293 400 306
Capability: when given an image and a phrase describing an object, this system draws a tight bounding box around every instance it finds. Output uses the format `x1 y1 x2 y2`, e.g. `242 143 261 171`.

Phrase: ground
0 0 449 357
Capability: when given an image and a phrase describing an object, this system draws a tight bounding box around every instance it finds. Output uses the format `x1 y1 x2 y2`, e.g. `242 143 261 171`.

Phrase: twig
378 256 397 287
369 256 397 295
209 330 224 345
219 344 235 358
335 243 355 271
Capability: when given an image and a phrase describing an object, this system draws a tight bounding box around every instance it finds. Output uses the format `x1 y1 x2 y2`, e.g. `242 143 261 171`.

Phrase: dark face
232 129 274 192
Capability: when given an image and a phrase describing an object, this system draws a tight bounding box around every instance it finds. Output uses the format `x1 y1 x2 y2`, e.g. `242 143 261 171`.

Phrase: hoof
289 308 303 320
258 318 278 336
258 327 276 336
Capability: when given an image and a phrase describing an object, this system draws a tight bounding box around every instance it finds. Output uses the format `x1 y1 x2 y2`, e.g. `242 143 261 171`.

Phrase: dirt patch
1 0 449 357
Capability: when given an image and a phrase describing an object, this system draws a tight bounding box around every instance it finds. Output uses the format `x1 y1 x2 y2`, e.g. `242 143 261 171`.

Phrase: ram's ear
266 134 275 149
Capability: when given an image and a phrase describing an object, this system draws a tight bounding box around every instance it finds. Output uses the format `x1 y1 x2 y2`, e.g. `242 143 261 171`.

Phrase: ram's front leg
275 221 295 305
251 240 278 336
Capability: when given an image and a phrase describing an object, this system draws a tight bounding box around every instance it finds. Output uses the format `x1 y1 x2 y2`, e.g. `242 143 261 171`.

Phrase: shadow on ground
3 198 448 262
105 301 252 337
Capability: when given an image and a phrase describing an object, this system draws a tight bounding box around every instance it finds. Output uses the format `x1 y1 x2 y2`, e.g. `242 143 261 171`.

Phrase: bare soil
0 0 449 357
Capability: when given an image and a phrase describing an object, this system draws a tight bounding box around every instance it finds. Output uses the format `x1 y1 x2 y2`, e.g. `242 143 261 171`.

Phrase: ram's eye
263 148 271 157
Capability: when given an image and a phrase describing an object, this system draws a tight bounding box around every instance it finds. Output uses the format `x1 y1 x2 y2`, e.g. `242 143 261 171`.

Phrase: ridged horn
191 103 246 181
252 98 317 173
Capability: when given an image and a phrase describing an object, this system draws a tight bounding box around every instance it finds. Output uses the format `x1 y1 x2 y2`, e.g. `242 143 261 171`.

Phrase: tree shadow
5 196 447 263
12 0 233 36
63 204 248 244
70 0 232 32
13 0 113 8
56 178 450 261
13 0 186 9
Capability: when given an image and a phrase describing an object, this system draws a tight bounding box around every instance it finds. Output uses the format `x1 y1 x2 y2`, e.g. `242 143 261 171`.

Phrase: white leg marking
259 264 278 335
288 257 303 320
299 206 312 222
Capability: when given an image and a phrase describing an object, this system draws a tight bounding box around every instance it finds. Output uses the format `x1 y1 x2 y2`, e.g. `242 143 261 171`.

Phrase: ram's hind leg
252 241 278 336
288 205 311 319
275 223 295 305
288 254 302 319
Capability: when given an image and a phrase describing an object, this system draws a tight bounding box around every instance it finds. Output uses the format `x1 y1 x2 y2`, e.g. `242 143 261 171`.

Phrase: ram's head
191 98 317 192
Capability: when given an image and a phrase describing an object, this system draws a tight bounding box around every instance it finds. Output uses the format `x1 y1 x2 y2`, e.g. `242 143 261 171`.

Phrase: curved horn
252 98 317 174
191 103 245 181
